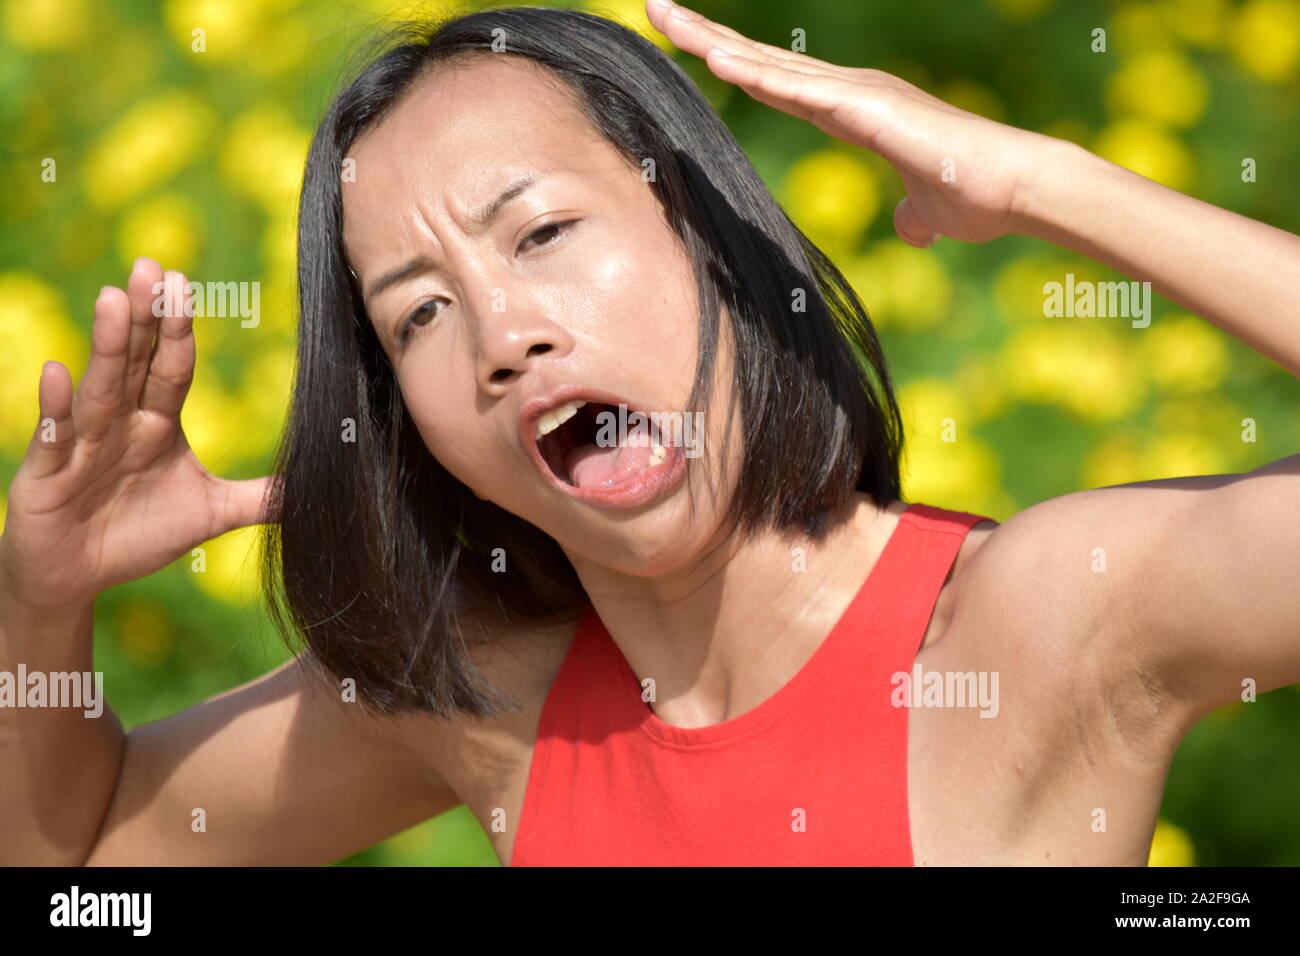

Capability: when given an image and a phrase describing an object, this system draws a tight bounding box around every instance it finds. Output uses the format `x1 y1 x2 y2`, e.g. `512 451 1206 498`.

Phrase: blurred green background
2 0 1299 866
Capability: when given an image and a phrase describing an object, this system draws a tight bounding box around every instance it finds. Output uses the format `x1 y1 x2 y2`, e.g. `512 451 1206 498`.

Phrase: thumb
893 196 939 248
210 474 281 536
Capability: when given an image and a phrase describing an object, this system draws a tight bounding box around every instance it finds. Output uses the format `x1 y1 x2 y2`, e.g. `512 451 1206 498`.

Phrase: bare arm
1 256 460 865
1 593 460 866
82 655 461 867
0 598 124 864
960 462 1300 760
1119 455 1300 724
1018 139 1300 376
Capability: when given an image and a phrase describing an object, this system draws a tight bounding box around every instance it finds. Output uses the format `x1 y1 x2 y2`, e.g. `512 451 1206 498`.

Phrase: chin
558 507 713 578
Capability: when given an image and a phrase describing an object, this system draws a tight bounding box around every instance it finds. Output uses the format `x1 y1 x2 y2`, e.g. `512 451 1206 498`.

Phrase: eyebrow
362 175 539 305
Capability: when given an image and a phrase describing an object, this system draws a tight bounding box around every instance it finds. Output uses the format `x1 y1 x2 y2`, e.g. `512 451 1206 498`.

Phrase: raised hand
646 0 1060 246
0 257 275 614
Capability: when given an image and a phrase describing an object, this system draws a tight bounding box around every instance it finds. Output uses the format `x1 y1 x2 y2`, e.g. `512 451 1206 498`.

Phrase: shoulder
938 486 1169 648
940 485 1168 616
931 485 1194 754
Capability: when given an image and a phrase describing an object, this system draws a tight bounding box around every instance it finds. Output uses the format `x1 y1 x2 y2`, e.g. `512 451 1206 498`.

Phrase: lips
518 385 688 509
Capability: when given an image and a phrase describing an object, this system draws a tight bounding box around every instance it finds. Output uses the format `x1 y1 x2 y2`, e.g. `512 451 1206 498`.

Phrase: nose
474 299 574 394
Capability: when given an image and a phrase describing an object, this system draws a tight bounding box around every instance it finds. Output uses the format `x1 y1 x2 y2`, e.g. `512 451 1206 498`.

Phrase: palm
1 259 271 610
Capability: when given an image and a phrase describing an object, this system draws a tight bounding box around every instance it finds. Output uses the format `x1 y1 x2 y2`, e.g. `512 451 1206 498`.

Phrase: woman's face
342 55 738 576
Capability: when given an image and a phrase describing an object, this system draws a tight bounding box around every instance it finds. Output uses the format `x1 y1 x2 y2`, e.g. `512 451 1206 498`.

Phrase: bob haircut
262 4 904 720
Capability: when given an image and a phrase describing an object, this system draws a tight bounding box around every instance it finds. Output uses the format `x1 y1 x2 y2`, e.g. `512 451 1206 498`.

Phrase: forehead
343 56 609 225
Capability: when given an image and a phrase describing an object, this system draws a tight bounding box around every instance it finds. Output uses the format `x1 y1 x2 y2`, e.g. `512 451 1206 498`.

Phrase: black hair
261 3 903 720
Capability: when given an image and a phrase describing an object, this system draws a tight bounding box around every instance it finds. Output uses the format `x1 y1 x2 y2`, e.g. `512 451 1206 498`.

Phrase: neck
563 493 908 729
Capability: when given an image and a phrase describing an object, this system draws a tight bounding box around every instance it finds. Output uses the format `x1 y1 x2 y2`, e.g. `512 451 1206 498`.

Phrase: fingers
72 285 132 440
646 0 832 71
23 361 76 479
894 196 940 248
139 268 196 419
124 257 167 408
704 49 854 126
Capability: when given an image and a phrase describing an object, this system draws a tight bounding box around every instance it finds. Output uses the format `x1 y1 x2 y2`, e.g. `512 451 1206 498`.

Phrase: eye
518 219 578 254
398 298 445 344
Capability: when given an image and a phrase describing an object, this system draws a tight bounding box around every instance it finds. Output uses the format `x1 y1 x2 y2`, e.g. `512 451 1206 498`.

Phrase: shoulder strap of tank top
856 502 993 663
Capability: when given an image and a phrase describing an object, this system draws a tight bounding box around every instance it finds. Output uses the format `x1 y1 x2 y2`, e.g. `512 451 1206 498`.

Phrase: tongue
565 439 655 489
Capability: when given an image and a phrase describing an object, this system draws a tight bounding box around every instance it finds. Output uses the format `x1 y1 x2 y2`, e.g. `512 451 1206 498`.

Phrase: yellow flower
1229 0 1300 81
1081 427 1226 486
1106 52 1208 128
1151 395 1248 473
1147 818 1195 866
236 345 297 460
115 601 174 667
3 0 90 50
83 91 215 210
898 377 972 437
0 273 87 457
1001 324 1147 421
1144 430 1227 477
116 193 202 275
180 368 253 470
582 0 676 52
190 524 265 607
165 0 306 74
901 434 1008 518
1137 313 1228 392
1080 429 1146 488
898 381 1005 516
1163 0 1230 49
219 107 310 214
1092 119 1194 192
163 0 288 61
845 240 952 331
249 270 298 338
782 149 879 257
260 206 298 284
992 256 1107 323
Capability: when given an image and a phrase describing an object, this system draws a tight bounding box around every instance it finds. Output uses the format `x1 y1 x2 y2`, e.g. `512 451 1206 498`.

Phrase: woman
1 0 1297 866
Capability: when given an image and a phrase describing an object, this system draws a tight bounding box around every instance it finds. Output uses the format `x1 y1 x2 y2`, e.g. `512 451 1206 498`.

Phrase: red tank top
510 502 991 866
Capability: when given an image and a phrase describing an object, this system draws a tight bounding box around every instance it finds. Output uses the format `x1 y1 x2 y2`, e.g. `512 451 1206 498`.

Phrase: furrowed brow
362 175 540 304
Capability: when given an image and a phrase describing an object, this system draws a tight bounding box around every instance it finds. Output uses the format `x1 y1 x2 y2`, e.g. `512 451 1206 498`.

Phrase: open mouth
534 400 669 490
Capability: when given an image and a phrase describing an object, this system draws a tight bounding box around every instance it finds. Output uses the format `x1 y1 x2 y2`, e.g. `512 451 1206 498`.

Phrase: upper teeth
536 400 586 439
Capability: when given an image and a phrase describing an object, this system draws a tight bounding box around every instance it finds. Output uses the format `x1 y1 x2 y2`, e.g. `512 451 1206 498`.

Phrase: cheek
397 369 489 485
585 239 696 333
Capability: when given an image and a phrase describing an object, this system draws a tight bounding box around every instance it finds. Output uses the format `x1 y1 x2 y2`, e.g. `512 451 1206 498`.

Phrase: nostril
490 368 513 383
526 344 552 358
